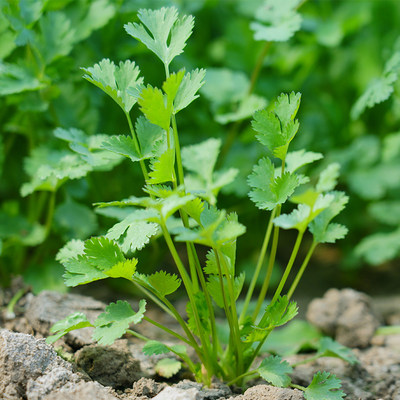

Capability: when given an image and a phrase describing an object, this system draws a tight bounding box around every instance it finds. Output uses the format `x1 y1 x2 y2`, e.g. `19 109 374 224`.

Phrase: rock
25 291 106 348
174 379 232 399
26 367 82 400
152 386 200 400
226 385 304 400
0 329 71 399
306 288 381 347
127 377 166 398
75 340 141 389
41 381 119 400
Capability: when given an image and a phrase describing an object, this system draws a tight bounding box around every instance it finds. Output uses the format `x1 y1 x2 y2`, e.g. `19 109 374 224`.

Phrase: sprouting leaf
46 312 93 344
248 157 300 210
146 271 181 297
317 337 358 365
56 239 85 264
82 59 143 113
104 259 138 280
259 296 298 329
355 228 400 265
174 68 206 113
252 92 301 160
0 62 44 95
250 0 302 42
163 69 185 106
147 149 175 184
186 292 211 336
286 150 323 173
206 273 245 308
316 163 340 193
63 255 108 287
93 299 146 345
155 358 182 378
309 191 349 244
143 340 170 355
84 237 125 270
304 371 345 400
257 355 293 387
124 7 194 67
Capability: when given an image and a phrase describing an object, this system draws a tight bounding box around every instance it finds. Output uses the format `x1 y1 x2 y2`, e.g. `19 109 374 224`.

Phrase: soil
1 281 400 400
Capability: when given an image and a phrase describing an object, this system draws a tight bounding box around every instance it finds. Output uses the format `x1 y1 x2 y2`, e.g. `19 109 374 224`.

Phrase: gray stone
25 291 106 348
128 377 166 398
226 385 303 400
152 386 201 400
26 367 82 400
306 288 381 347
0 329 71 399
75 340 141 389
175 379 232 399
42 381 119 400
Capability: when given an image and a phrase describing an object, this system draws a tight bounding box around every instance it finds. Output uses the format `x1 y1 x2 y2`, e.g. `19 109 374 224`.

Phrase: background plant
45 8 357 398
2 0 400 293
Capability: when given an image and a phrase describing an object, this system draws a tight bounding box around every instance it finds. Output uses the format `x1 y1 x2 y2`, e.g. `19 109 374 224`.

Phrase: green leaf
63 256 108 287
316 163 340 193
36 11 76 63
163 69 185 107
182 197 204 224
82 58 143 113
305 371 345 400
93 300 146 345
317 337 358 365
104 259 138 280
206 273 245 308
186 292 211 336
143 340 170 355
101 135 141 162
46 312 93 344
257 355 293 387
252 92 301 159
248 157 300 211
0 62 44 95
182 138 221 182
261 320 322 356
286 150 323 173
251 0 302 42
147 149 175 184
84 237 125 270
174 68 206 113
355 228 400 265
309 191 349 244
273 204 310 232
138 86 170 131
54 200 98 241
146 271 181 297
155 358 182 378
259 296 298 329
368 201 400 225
124 7 194 67
135 116 167 159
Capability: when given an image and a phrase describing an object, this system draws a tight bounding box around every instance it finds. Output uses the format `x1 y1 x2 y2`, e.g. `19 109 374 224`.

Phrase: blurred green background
1 0 400 296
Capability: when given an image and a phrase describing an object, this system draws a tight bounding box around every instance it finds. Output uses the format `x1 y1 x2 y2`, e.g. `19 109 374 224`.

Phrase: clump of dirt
1 286 400 400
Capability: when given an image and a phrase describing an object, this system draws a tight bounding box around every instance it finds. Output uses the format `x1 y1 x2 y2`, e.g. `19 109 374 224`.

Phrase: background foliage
1 0 400 293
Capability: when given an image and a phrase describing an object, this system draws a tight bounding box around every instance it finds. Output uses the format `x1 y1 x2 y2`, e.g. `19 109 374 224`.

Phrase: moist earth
1 285 400 400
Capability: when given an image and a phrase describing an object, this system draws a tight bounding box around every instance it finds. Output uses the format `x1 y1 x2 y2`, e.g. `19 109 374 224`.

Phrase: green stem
252 209 281 321
375 325 400 335
291 383 306 391
226 370 258 386
240 208 276 323
44 191 56 237
248 42 271 95
6 288 26 317
216 250 243 376
125 111 149 181
160 220 214 376
287 241 317 300
271 230 304 304
143 315 192 346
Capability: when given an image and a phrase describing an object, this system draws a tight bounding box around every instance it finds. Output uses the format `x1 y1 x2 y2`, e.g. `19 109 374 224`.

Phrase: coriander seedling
47 7 353 397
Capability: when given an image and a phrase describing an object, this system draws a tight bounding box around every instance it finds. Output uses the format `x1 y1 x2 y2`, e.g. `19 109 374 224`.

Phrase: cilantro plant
47 7 353 397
